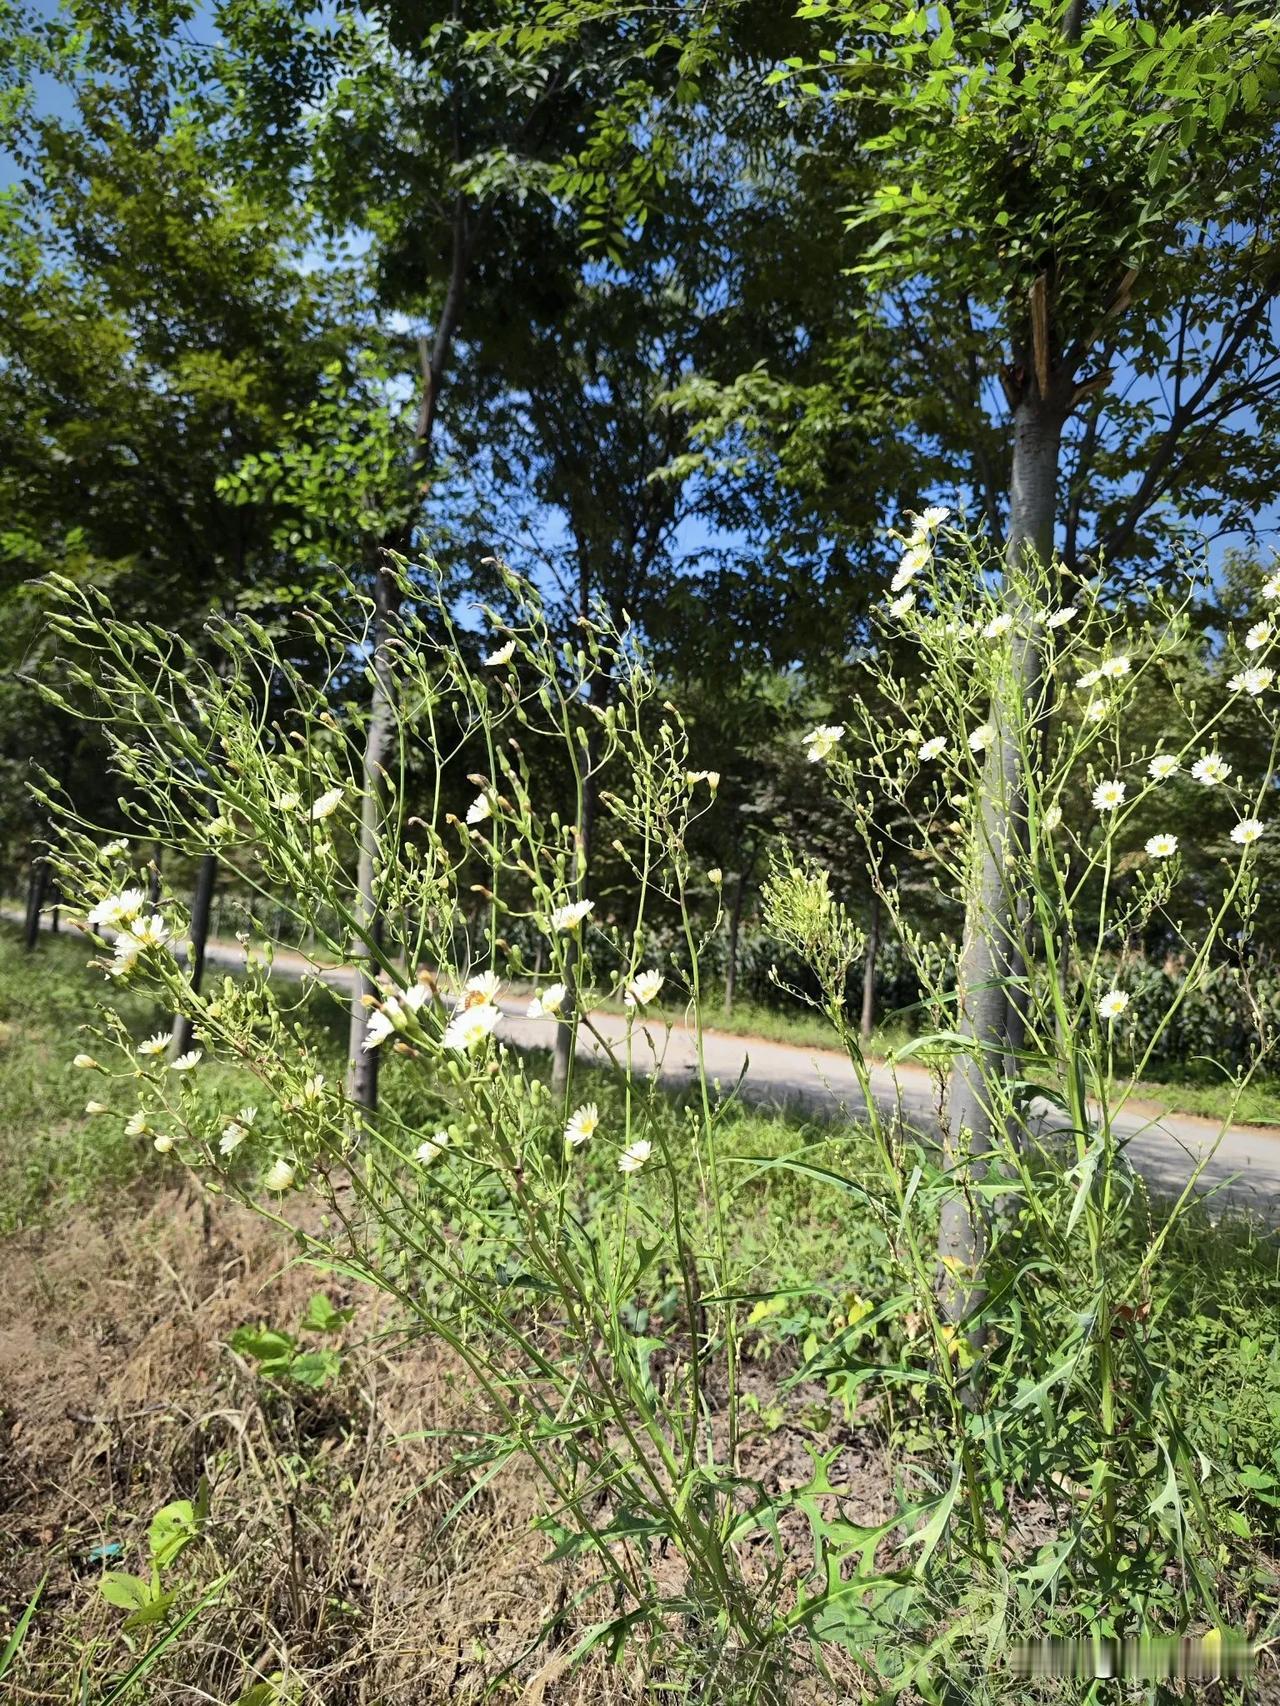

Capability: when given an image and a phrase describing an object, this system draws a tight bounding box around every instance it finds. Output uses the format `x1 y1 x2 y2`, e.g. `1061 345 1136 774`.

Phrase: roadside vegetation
2 923 1279 1701
5 1 1280 1699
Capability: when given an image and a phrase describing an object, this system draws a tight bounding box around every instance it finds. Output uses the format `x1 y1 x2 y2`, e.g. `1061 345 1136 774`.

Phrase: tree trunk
939 396 1062 1342
343 179 472 1117
23 855 48 951
552 733 597 1096
724 867 748 1018
171 851 218 1058
860 891 880 1041
346 567 402 1112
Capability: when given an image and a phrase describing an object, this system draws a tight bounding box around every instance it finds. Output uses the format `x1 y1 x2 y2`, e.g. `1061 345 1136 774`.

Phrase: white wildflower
1145 833 1178 859
1147 753 1179 781
415 1130 452 1165
361 1005 398 1052
263 1158 296 1192
310 786 344 822
219 1121 248 1155
1098 990 1130 1021
625 970 665 1009
1047 607 1078 629
279 790 301 812
484 640 516 666
564 1103 600 1148
1099 656 1130 680
110 936 141 978
983 613 1013 639
919 736 948 761
463 970 503 1005
618 1138 652 1176
1262 573 1280 602
1191 753 1232 786
87 887 147 930
465 793 492 826
967 723 995 754
442 1001 503 1052
138 1033 168 1057
128 914 171 950
550 899 594 931
1246 621 1272 652
170 1049 202 1072
1077 668 1102 690
888 591 916 618
1092 779 1126 813
891 543 931 591
1231 818 1265 846
528 981 567 1019
803 724 844 763
125 1111 150 1137
1229 667 1274 696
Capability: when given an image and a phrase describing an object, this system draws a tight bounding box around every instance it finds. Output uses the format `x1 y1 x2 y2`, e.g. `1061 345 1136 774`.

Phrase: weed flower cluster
36 533 1279 1692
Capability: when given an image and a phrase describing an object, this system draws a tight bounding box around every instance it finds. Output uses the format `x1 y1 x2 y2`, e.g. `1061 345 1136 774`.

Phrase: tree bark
23 854 48 951
171 851 218 1058
342 159 475 1113
940 396 1062 1341
724 867 748 1018
346 567 402 1112
551 729 597 1096
860 890 880 1041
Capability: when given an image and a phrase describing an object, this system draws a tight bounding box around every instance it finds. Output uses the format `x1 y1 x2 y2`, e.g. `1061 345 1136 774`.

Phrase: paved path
195 937 1280 1214
19 913 1280 1213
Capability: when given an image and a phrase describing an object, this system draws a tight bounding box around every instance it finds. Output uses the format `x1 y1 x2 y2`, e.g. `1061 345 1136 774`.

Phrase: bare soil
0 1186 875 1704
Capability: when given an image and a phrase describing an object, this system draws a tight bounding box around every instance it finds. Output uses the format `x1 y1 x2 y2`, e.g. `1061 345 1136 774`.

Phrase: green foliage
98 1481 210 1634
36 542 1280 1695
229 1293 352 1389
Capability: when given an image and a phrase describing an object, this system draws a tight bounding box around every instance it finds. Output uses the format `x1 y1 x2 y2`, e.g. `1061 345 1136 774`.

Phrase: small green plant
98 1485 209 1632
80 1483 235 1704
229 1291 353 1389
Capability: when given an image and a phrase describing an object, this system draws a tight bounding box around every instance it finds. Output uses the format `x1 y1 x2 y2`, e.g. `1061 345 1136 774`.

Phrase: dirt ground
0 1185 884 1704
5 1185 1273 1704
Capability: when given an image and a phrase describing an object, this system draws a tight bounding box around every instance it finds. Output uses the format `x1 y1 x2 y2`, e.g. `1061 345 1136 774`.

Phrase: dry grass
0 1183 879 1705
0 1186 647 1703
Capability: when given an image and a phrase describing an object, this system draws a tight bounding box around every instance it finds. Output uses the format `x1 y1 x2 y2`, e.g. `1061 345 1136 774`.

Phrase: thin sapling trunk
171 851 218 1058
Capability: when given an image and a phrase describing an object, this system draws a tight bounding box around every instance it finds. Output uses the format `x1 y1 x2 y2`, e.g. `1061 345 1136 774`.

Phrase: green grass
4 922 1280 1694
1120 1072 1280 1127
0 923 267 1231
